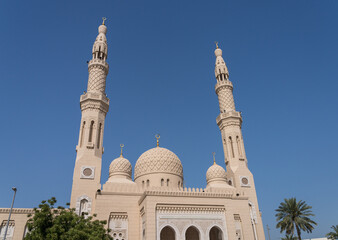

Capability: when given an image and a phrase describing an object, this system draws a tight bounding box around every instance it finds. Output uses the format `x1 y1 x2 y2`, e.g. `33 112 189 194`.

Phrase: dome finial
212 152 216 165
215 41 219 49
102 17 107 25
120 144 124 157
155 134 160 147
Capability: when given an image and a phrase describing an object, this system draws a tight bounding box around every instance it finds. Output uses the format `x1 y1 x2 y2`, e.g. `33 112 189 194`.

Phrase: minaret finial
102 17 107 25
212 152 216 165
155 134 160 147
120 144 124 157
215 41 219 49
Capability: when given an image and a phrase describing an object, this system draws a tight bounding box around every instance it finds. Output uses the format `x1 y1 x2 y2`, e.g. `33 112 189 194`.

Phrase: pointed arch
88 120 94 143
160 226 176 240
236 136 242 157
80 121 85 147
97 123 102 148
209 226 223 240
229 136 235 158
185 226 200 240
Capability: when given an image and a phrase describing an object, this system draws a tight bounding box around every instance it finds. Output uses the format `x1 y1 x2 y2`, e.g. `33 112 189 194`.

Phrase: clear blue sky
0 0 337 239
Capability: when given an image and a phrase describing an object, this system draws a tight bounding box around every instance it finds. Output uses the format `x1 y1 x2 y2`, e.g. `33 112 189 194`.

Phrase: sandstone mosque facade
0 21 265 240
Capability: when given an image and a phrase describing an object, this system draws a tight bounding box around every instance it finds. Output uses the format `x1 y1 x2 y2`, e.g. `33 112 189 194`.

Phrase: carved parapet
80 92 109 114
215 80 233 94
156 205 226 214
88 59 109 74
216 111 242 129
109 212 128 220
0 208 34 214
138 188 240 205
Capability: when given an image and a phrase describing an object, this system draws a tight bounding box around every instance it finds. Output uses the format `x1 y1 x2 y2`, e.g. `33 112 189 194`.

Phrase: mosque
0 20 265 240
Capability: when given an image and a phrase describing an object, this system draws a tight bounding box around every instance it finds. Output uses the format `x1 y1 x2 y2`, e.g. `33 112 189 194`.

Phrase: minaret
214 44 246 177
213 44 265 240
70 19 110 215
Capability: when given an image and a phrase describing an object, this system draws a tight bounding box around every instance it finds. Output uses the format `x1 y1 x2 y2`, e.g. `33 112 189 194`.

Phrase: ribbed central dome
134 147 183 179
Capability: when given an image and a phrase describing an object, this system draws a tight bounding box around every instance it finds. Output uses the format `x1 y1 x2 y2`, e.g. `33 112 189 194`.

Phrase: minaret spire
70 20 110 214
87 21 109 94
214 45 235 113
214 44 245 173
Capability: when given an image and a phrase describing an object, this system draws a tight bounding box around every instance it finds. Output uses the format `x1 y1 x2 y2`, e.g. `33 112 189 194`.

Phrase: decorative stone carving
240 176 250 187
109 212 128 240
156 205 228 240
80 166 95 179
0 220 15 240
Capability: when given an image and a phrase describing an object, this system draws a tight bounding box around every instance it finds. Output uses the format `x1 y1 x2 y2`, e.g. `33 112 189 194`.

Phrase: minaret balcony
88 59 109 74
216 111 242 128
88 59 108 67
215 80 233 93
80 92 110 113
80 92 109 104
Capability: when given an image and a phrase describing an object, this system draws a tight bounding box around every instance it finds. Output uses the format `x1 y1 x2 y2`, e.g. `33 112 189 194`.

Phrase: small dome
134 147 183 179
109 156 132 179
206 163 226 183
214 48 222 57
98 24 107 34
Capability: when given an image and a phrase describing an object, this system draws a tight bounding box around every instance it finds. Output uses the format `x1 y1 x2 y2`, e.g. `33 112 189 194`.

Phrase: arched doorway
209 226 223 240
185 226 200 240
160 226 175 240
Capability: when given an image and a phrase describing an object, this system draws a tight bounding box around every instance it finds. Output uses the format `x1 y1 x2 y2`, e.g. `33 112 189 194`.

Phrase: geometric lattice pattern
109 156 132 178
134 147 183 179
87 66 106 93
206 163 227 182
218 88 235 112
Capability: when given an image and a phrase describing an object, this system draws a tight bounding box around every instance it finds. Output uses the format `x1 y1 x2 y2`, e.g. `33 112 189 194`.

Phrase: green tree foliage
275 198 317 240
326 225 338 240
24 197 113 240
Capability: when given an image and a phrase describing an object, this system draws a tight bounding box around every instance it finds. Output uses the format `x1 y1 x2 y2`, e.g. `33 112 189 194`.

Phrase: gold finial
120 144 124 157
102 17 107 25
155 134 160 147
212 152 216 165
215 41 219 49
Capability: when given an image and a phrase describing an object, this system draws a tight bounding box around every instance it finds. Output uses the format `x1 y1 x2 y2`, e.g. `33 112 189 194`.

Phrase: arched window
178 181 181 188
236 136 242 157
160 226 175 240
79 199 89 216
185 226 200 240
229 136 235 158
223 138 228 159
146 180 150 187
167 179 169 187
97 123 102 148
161 179 164 186
80 121 85 147
142 181 145 188
209 226 223 240
88 121 94 143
